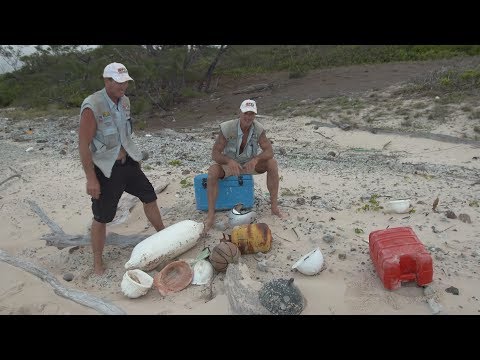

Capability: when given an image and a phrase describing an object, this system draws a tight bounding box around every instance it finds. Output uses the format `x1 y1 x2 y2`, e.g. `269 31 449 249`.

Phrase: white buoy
124 220 203 271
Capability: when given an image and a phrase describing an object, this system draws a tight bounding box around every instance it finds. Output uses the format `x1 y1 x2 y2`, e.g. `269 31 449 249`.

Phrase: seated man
203 99 283 235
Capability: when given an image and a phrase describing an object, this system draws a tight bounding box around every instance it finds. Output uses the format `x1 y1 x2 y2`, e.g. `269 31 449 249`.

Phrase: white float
124 220 204 271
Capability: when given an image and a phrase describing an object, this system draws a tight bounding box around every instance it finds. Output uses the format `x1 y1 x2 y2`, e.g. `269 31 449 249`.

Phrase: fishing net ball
209 242 240 272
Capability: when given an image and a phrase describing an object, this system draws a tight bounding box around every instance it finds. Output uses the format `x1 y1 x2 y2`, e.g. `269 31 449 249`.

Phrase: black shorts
92 156 157 223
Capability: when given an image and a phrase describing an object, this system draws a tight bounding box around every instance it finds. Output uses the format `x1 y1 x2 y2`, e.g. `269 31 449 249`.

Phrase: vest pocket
91 138 105 153
103 127 119 149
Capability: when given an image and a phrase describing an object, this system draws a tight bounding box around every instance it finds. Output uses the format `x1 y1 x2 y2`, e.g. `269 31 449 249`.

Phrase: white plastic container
387 199 411 214
292 247 324 275
120 269 154 298
228 207 257 227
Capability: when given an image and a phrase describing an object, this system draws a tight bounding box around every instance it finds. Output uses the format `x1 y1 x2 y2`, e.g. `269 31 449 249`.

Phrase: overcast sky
0 45 37 74
0 45 97 74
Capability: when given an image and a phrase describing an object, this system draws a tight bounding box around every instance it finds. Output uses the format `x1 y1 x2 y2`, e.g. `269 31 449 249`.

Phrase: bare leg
265 158 284 218
203 164 224 235
143 200 165 231
91 219 106 275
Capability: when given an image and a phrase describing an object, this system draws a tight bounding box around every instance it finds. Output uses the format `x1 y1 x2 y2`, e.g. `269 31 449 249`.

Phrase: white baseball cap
240 99 257 114
103 62 133 83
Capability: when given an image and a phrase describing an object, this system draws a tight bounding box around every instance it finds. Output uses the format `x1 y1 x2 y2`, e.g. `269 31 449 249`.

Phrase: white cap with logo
240 99 257 114
103 62 133 83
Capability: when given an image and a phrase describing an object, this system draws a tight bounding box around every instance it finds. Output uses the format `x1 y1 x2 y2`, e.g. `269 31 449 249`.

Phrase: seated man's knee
207 164 223 179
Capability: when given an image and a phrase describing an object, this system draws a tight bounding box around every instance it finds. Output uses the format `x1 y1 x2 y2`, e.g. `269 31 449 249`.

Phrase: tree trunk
198 45 228 92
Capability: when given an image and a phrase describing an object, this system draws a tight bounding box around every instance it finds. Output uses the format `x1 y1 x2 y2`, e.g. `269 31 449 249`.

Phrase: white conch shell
292 247 324 275
191 259 214 285
125 220 203 271
121 269 153 298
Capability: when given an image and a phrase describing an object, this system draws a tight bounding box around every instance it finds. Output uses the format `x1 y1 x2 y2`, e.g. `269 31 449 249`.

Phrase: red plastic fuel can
369 227 433 290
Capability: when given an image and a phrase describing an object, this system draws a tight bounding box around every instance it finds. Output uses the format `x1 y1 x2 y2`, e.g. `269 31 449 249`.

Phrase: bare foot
271 206 285 218
202 215 215 236
93 264 105 276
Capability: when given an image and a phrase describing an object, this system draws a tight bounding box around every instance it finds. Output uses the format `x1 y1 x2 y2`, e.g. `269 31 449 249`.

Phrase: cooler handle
202 175 243 188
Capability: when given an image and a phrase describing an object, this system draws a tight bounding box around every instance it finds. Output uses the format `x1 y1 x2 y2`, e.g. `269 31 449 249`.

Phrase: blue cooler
194 174 254 211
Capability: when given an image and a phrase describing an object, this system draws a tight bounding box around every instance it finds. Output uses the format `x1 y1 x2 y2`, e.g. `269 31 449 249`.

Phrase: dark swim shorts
91 156 157 223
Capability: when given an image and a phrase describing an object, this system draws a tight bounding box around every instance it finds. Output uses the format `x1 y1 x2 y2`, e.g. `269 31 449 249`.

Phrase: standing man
79 62 165 275
203 99 283 235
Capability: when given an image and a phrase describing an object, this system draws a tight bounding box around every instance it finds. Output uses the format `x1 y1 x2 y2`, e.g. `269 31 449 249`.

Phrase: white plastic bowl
292 247 324 275
228 207 257 227
387 199 411 214
120 269 153 298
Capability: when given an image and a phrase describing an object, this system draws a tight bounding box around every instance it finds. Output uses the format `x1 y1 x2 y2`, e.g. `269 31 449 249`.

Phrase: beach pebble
445 286 459 295
458 214 472 224
323 234 334 243
445 210 457 219
63 273 74 282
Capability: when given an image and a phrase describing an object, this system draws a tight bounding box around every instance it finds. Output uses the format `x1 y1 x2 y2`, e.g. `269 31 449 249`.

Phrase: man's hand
86 176 101 199
242 157 258 173
227 159 243 177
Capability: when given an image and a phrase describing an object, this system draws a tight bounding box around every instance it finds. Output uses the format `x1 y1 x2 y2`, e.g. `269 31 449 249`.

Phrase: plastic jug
369 226 433 290
230 223 272 254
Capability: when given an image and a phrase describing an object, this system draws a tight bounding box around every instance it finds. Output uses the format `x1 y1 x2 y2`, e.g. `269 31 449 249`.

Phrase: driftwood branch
27 200 149 249
232 83 272 95
27 182 169 249
273 233 293 243
313 130 333 140
0 250 126 315
9 166 28 182
26 199 65 235
0 174 20 187
41 232 148 250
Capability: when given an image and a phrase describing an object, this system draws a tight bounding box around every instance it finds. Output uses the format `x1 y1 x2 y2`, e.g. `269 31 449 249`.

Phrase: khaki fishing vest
220 119 265 165
80 88 141 178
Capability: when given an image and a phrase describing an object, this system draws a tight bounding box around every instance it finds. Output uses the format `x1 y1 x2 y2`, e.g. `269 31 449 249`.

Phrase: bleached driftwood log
224 262 270 315
27 199 65 235
40 232 149 250
26 182 169 249
0 250 126 315
26 199 169 250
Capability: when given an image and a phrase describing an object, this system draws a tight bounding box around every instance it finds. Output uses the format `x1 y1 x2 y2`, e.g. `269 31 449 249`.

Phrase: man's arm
79 108 101 199
254 131 273 161
212 131 231 165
